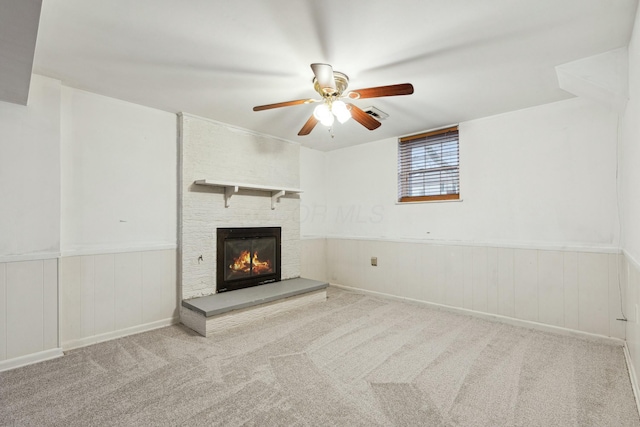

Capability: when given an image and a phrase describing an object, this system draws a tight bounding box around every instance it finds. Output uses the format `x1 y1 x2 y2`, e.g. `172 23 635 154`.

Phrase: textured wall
180 114 301 299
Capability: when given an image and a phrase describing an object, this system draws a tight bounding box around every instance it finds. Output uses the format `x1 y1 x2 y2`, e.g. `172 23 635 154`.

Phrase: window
398 126 459 202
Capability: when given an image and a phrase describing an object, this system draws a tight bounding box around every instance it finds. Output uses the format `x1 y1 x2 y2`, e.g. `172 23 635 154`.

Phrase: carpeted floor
1 287 639 426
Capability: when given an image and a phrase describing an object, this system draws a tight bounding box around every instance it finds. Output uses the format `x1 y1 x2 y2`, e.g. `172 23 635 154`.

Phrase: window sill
396 198 463 205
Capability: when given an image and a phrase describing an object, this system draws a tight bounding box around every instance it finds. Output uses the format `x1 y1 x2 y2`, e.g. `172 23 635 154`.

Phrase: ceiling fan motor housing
314 71 349 97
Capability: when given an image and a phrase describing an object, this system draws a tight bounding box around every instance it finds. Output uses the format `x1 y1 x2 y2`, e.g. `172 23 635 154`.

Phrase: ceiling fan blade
347 103 382 130
298 115 319 136
311 63 336 92
347 83 414 99
253 98 316 111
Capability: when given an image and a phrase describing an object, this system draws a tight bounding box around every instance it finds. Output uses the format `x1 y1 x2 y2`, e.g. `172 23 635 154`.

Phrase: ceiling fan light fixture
252 63 414 136
320 113 334 127
313 103 330 120
332 100 351 124
313 103 334 126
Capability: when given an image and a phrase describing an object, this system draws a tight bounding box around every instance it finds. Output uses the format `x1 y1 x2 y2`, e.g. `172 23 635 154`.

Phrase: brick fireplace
179 113 301 301
177 114 331 337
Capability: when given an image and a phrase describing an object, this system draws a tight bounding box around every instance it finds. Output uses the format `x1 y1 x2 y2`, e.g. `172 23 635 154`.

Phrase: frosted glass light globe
314 103 334 126
332 100 351 124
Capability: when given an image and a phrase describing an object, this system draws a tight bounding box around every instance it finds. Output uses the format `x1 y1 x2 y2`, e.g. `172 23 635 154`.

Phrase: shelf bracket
224 186 239 208
271 190 286 210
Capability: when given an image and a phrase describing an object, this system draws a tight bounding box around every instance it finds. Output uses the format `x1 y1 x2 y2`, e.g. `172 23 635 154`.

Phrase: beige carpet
1 287 639 426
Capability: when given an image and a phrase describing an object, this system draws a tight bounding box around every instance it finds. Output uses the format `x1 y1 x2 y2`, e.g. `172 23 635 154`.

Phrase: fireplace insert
216 227 281 293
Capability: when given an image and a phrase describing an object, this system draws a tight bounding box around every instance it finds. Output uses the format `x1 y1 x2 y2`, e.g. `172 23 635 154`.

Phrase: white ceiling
0 0 42 105
32 0 638 151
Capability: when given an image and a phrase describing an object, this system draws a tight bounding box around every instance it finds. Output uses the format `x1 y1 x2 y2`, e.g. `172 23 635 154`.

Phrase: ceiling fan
253 63 414 136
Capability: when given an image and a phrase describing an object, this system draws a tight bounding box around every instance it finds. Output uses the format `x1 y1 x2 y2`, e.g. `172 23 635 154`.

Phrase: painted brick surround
179 114 301 300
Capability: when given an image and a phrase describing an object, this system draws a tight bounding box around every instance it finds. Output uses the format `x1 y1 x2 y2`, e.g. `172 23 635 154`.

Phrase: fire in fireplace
216 227 281 293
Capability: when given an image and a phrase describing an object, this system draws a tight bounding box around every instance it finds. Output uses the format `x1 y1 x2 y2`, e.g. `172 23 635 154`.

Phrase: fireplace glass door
224 237 276 281
216 227 281 293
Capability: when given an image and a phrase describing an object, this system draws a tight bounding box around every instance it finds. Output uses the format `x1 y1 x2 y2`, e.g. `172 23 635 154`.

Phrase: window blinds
398 126 459 202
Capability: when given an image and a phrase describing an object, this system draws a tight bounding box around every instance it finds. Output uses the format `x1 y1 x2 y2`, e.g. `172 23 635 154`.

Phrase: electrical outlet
371 257 378 266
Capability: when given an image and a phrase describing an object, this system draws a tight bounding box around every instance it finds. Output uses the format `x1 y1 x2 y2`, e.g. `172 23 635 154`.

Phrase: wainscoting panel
59 255 81 347
486 247 499 314
624 252 640 389
80 256 95 340
444 245 463 308
609 253 625 339
0 259 58 362
114 252 143 331
537 250 564 327
59 249 178 350
514 249 538 322
497 247 515 318
472 246 489 313
142 250 178 324
0 263 6 360
326 238 624 339
578 252 610 336
563 251 580 330
94 254 116 336
43 260 58 351
300 238 327 282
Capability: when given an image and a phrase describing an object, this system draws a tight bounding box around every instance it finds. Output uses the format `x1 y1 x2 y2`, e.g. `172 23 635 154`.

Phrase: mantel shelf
194 179 302 209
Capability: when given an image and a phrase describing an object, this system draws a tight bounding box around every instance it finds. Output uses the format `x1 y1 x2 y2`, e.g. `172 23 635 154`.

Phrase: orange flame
252 252 272 274
229 250 272 275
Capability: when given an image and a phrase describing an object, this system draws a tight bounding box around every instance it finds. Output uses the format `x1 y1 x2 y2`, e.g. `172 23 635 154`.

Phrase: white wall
322 97 619 249
57 86 179 350
300 96 624 338
60 87 177 255
299 147 328 281
300 147 327 238
621 7 640 264
0 75 62 369
0 75 180 361
622 5 640 393
0 74 61 259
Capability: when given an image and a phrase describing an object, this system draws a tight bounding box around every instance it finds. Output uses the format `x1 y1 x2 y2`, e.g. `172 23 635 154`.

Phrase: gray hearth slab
181 277 329 317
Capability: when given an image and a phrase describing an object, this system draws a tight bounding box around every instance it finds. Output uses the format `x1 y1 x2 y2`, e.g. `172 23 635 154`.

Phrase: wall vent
363 106 389 121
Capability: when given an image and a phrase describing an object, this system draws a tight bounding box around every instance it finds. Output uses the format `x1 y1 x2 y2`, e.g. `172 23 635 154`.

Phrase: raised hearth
181 278 329 337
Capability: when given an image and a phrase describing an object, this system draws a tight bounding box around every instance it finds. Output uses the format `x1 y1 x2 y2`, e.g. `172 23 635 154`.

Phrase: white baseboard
0 348 64 372
331 283 625 346
624 343 640 417
62 317 179 351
